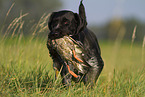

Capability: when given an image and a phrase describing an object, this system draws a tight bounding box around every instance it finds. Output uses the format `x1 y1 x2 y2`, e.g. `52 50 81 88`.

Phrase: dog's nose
51 32 60 37
49 32 60 39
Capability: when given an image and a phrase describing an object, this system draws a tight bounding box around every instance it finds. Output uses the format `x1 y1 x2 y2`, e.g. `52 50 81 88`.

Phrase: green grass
0 36 145 97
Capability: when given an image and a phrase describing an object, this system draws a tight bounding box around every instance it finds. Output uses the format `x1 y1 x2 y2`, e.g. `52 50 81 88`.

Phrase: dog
47 0 104 87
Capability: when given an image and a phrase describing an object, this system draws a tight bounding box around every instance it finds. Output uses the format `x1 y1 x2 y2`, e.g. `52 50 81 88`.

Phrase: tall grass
130 25 137 56
0 7 145 96
142 36 145 64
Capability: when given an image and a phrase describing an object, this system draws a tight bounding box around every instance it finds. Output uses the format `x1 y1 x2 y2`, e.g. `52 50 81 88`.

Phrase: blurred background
0 0 145 41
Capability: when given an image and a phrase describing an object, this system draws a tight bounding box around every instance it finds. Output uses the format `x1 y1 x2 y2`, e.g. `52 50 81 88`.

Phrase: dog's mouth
48 31 61 40
49 31 72 40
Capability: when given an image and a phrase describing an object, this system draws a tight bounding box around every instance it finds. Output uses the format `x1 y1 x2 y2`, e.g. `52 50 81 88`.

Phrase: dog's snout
52 32 59 37
49 32 60 39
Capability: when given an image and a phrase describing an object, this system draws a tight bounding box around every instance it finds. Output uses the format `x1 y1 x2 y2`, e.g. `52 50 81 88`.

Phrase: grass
0 11 145 97
0 36 145 97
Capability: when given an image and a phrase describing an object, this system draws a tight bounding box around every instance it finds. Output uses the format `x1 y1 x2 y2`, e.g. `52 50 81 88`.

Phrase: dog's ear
48 12 55 31
74 1 87 34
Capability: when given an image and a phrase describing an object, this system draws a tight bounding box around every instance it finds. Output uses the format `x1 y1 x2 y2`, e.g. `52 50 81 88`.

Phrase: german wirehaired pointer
47 0 104 87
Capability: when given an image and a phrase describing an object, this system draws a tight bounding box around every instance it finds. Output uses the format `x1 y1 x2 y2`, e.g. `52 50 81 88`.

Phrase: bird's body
49 36 88 75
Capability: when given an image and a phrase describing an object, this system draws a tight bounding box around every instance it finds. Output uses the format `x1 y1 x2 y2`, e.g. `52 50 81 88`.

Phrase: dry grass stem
142 35 145 64
143 36 145 48
0 3 15 35
2 13 28 40
32 13 50 36
130 25 137 55
30 13 50 41
6 3 15 17
12 23 19 37
131 25 137 44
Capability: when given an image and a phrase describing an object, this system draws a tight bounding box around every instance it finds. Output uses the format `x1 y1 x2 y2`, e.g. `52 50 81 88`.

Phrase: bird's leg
66 64 78 78
72 50 83 63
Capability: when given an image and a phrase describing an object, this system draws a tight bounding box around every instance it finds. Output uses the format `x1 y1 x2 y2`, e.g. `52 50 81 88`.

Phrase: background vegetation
0 0 145 96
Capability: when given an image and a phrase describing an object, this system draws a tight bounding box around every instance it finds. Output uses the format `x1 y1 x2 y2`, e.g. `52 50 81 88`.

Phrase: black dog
47 1 104 87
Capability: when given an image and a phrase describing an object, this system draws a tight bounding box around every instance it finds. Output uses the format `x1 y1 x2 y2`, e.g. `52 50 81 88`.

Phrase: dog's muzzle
49 31 60 39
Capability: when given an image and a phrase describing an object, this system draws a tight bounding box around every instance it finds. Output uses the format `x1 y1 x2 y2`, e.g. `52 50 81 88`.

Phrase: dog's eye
64 22 69 25
62 18 69 26
63 21 70 26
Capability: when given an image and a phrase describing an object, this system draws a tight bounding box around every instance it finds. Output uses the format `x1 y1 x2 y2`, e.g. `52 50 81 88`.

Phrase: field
0 35 145 96
0 12 145 96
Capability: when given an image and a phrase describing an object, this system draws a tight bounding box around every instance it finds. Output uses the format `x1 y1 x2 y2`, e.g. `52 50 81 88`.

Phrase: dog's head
48 1 87 39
